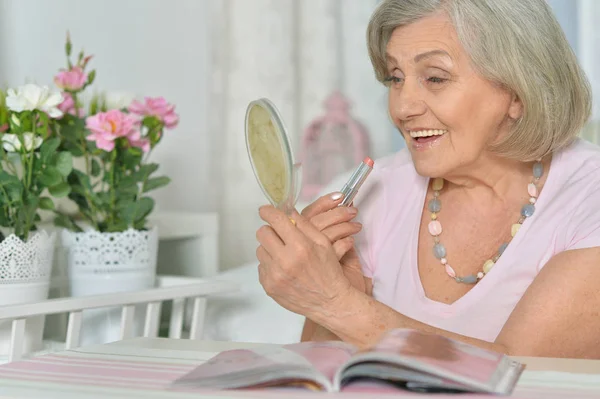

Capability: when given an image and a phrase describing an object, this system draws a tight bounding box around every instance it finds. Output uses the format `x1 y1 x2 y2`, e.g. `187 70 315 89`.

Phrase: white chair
0 211 235 363
0 276 238 362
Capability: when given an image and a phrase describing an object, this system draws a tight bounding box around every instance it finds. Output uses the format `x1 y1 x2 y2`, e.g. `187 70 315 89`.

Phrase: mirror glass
245 98 300 215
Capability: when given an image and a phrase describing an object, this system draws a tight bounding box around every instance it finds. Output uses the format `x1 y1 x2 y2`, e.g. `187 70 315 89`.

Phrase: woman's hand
255 205 353 319
300 192 362 260
301 193 368 294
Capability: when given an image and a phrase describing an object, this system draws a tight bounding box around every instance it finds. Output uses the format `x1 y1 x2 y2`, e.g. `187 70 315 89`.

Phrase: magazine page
171 341 357 392
334 329 524 394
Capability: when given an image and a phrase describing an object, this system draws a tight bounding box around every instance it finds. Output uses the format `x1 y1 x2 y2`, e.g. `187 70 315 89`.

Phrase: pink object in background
54 66 88 91
128 96 179 129
85 109 141 152
299 91 371 201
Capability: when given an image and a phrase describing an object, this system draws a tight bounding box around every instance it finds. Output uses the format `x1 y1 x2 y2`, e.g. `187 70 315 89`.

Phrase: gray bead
533 162 544 178
433 243 446 259
460 275 478 284
428 198 441 213
521 204 535 218
498 243 508 255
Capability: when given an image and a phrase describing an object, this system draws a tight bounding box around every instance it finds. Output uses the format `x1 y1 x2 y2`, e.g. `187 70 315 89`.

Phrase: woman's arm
301 271 373 342
314 247 600 358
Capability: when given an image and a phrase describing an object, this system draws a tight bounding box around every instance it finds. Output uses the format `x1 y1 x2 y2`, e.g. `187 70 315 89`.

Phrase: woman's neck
440 153 548 208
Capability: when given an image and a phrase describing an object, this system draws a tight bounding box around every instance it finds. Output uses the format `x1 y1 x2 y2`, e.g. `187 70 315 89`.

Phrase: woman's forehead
385 15 463 65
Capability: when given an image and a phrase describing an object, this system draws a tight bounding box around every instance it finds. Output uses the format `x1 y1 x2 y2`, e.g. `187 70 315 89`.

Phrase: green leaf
91 159 101 177
0 171 20 185
53 152 73 176
87 70 96 86
143 176 170 193
38 166 63 187
0 209 11 227
6 184 22 203
54 213 83 232
105 220 128 233
39 197 55 210
134 197 154 223
129 163 159 184
49 182 71 198
119 197 154 226
120 202 137 226
40 137 61 162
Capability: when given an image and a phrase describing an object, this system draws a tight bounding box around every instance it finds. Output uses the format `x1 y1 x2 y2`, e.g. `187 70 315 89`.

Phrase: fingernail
331 192 343 201
348 207 358 215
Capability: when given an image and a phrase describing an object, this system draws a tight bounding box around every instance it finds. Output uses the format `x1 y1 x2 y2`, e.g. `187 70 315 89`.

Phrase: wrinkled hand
255 205 353 319
300 192 362 260
301 193 367 293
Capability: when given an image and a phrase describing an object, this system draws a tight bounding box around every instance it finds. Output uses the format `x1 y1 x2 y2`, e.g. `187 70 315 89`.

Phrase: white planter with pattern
0 231 56 356
61 227 158 345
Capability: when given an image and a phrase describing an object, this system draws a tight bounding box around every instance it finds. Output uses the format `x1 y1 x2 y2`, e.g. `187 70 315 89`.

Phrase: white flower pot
0 231 56 357
62 227 158 345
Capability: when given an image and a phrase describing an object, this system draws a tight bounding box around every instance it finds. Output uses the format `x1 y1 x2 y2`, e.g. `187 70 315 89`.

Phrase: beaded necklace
428 160 544 284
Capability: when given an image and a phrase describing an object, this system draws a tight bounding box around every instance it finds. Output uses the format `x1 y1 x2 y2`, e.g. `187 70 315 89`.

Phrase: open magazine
172 329 524 394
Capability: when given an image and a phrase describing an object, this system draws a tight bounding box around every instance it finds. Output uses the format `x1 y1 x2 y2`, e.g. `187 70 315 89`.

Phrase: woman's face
386 12 523 177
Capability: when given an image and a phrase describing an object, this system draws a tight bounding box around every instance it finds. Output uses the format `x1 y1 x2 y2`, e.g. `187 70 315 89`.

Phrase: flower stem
109 149 117 226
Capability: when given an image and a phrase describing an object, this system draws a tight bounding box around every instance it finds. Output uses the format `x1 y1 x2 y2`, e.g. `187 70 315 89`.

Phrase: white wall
210 0 395 270
0 0 214 213
0 0 395 271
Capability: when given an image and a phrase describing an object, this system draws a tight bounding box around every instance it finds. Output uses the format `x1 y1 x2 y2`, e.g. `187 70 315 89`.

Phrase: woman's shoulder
547 139 600 251
555 138 600 183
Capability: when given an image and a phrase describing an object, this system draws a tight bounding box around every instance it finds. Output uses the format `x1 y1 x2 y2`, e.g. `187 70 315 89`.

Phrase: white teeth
409 129 447 138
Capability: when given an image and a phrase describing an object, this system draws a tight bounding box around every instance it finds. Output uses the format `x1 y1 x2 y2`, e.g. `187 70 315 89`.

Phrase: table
0 337 599 398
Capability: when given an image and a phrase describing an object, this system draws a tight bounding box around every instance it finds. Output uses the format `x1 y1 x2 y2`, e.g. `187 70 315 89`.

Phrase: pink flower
57 92 85 118
129 137 151 153
54 66 88 91
85 109 140 152
124 129 151 153
128 96 179 129
0 123 8 133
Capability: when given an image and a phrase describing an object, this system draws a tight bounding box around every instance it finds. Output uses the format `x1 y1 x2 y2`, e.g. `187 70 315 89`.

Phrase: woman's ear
508 93 523 120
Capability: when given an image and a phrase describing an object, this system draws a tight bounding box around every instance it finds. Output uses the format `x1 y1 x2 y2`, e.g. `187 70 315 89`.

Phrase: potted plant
53 34 178 344
0 83 73 356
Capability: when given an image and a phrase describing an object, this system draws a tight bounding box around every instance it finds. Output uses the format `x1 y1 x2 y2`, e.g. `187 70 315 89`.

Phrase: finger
290 209 331 247
256 244 273 264
301 192 345 219
259 205 305 246
256 224 284 254
321 222 362 243
310 206 358 232
332 236 355 260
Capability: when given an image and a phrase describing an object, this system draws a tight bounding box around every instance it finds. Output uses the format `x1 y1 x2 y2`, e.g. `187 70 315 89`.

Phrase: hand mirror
245 98 302 216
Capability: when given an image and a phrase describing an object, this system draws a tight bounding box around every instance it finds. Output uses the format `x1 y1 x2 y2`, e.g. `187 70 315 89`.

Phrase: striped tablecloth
0 338 599 399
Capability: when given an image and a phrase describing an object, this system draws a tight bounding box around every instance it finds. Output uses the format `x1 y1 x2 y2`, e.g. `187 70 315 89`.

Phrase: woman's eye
384 76 404 85
426 76 447 84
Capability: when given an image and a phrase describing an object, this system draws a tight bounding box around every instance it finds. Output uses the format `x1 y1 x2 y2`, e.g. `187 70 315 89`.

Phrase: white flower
5 84 64 118
1 132 43 152
2 134 20 152
10 113 21 127
104 91 135 110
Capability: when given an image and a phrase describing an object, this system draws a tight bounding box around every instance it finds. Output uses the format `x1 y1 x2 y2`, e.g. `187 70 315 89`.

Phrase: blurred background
0 0 596 272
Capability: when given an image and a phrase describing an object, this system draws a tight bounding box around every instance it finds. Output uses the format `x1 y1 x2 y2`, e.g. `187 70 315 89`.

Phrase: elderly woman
255 0 600 359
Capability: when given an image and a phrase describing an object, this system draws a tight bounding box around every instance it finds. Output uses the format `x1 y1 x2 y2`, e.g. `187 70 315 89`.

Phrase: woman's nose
390 78 427 121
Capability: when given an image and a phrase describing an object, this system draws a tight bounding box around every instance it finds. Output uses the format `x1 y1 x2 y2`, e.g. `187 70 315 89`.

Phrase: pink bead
428 220 442 236
528 183 538 198
445 264 456 278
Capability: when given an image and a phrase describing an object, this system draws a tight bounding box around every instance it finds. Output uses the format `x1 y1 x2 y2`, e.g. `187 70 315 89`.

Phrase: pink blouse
353 138 600 342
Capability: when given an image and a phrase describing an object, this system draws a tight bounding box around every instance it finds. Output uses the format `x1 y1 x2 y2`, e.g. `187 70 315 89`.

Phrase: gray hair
367 0 592 161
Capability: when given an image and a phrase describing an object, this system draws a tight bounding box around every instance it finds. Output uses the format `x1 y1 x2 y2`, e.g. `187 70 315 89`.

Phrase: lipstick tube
339 157 374 207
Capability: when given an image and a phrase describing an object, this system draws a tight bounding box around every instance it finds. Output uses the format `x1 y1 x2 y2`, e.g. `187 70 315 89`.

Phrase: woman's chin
412 162 446 178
